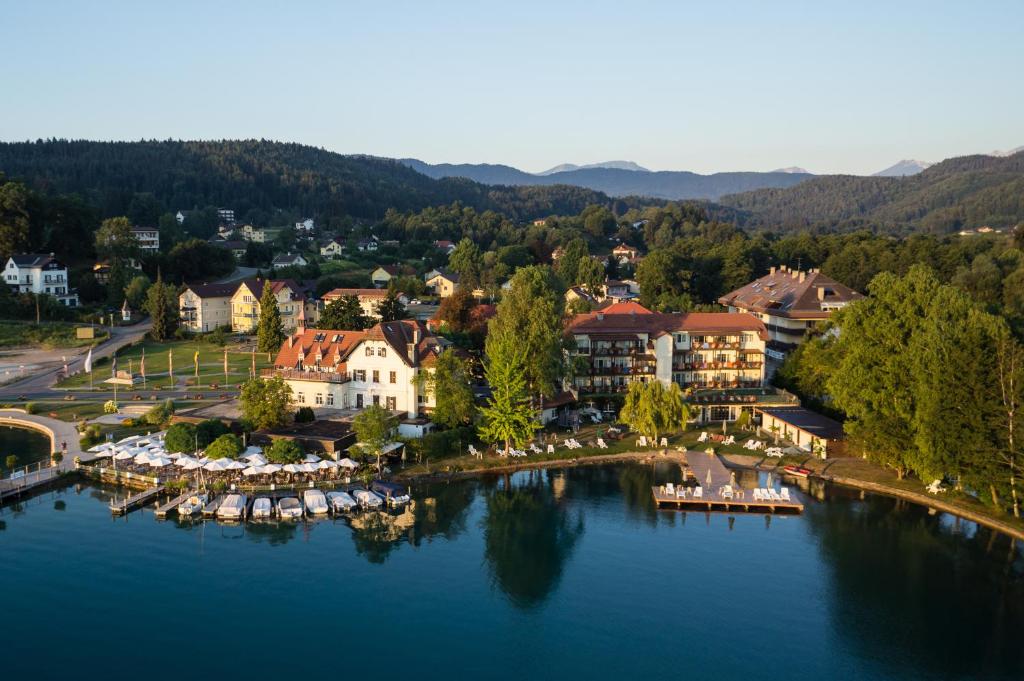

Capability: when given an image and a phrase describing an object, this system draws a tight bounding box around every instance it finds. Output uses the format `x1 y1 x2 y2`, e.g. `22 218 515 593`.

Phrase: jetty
110 485 165 516
202 494 226 518
154 490 196 518
652 451 804 514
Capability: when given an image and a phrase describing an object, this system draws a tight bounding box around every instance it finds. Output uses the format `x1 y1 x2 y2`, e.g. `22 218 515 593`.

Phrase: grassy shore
0 322 109 349
56 338 273 390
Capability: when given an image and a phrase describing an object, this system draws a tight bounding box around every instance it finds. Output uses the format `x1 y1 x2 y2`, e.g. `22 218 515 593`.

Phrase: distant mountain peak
990 145 1024 157
771 166 811 174
873 159 933 177
538 160 649 175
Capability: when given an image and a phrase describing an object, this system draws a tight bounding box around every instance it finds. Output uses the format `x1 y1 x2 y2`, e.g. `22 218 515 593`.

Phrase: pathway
0 410 92 500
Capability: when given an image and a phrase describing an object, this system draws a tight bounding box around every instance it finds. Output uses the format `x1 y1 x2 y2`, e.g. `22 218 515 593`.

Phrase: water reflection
481 470 585 609
805 489 1024 678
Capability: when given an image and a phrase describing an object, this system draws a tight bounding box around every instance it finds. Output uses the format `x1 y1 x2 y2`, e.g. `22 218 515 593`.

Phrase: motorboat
251 497 273 520
177 493 208 516
371 481 411 507
782 465 813 479
351 488 383 510
303 489 329 515
277 496 303 520
217 493 247 520
326 491 357 514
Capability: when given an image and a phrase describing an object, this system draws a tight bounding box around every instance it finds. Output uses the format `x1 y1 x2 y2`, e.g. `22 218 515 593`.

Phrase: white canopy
226 460 248 470
113 450 135 461
262 463 282 474
116 435 143 446
181 460 203 471
282 463 303 473
203 459 231 472
337 458 358 469
300 463 319 473
147 456 173 467
316 460 337 470
175 456 198 467
88 442 114 453
302 454 322 463
242 466 263 476
90 448 115 458
243 452 267 466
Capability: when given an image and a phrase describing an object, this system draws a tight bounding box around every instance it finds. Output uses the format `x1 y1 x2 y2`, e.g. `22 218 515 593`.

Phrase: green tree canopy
478 330 538 455
319 294 370 330
240 376 293 430
256 281 286 353
265 438 303 464
415 349 476 428
375 292 410 322
205 433 242 460
164 422 197 454
619 381 690 443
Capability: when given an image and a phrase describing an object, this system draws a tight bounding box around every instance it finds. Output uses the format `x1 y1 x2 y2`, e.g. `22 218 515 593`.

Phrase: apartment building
3 254 78 306
130 226 160 252
179 282 238 333
230 279 317 333
322 288 407 320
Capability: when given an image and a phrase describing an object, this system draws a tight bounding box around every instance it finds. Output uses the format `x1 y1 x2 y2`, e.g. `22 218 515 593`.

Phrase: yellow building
230 279 316 333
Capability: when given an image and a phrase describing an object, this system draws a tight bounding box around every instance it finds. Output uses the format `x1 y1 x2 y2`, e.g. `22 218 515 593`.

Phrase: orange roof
322 288 389 301
601 301 651 314
273 328 367 373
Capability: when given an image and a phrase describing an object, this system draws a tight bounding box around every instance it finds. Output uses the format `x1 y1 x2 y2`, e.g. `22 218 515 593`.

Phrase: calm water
2 463 1022 681
0 424 51 473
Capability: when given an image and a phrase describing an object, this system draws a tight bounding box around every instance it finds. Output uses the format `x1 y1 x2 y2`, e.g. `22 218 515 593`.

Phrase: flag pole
168 349 173 389
224 348 229 387
195 351 201 388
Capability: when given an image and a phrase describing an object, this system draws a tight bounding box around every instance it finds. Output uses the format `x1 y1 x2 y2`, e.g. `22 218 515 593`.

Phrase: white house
322 288 408 320
4 254 78 306
271 253 308 270
295 218 315 232
356 238 378 252
130 226 160 252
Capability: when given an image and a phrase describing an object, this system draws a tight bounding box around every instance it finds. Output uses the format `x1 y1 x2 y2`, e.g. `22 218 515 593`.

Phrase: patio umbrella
244 453 267 466
148 456 172 467
241 445 263 458
203 460 226 472
88 442 113 453
765 471 773 489
181 460 203 471
299 463 318 473
730 471 737 487
706 468 713 486
91 449 115 458
302 454 322 463
242 466 262 476
175 456 198 467
262 464 282 474
317 460 337 470
133 453 153 465
226 460 248 470
282 463 302 473
338 458 358 469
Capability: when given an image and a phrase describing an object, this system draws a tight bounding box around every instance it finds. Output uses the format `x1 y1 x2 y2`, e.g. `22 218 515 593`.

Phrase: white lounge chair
780 487 791 502
752 488 763 501
723 436 735 445
926 479 947 494
665 482 675 496
547 444 555 454
468 444 480 458
530 443 542 454
698 432 709 443
660 437 668 447
692 486 703 499
596 438 608 449
769 489 782 501
637 436 648 447
765 447 784 458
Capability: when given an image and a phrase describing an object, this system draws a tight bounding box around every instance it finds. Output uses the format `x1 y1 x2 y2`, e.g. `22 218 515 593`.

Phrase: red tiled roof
273 328 367 374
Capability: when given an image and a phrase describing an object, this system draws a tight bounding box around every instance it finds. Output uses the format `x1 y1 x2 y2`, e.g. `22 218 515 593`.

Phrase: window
389 371 396 384
378 348 386 357
315 393 323 405
354 370 366 382
418 394 425 404
356 394 364 408
326 393 334 406
372 370 379 383
386 396 396 410
296 392 305 404
373 395 380 406
365 346 374 356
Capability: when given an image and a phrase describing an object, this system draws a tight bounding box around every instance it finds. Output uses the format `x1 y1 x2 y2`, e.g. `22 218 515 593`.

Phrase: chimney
817 286 826 301
288 334 295 348
769 266 776 275
408 325 421 367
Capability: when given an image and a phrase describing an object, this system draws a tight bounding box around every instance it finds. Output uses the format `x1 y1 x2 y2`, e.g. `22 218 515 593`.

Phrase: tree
318 294 370 330
164 422 198 454
436 288 475 332
415 349 476 428
619 381 690 444
555 238 589 285
488 265 564 399
0 180 31 260
448 238 482 289
265 438 303 464
205 433 242 459
145 272 179 341
196 419 230 448
294 406 315 423
636 248 693 311
256 281 286 353
375 292 410 322
240 376 293 430
124 275 151 310
478 331 538 455
353 404 395 470
94 216 139 263
576 256 606 295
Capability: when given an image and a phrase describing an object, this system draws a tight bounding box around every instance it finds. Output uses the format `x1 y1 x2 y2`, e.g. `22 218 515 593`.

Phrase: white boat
277 496 303 520
217 494 247 520
303 489 329 515
251 497 273 520
177 493 208 516
352 489 383 509
326 491 357 514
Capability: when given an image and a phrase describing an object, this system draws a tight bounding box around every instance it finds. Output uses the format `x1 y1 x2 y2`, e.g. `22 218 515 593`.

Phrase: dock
652 451 804 514
202 494 226 518
110 485 165 516
154 490 195 518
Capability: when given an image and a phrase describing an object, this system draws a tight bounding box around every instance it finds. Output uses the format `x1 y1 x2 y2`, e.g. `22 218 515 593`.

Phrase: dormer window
378 348 386 357
365 346 373 356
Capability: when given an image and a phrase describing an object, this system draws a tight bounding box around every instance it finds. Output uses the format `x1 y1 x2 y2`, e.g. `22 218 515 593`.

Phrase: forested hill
719 152 1024 233
0 139 634 222
402 157 813 201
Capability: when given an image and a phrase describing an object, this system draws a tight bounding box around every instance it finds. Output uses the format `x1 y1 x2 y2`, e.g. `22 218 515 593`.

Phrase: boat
303 489 330 515
783 465 813 479
217 493 247 520
277 496 303 520
177 493 208 516
371 480 411 507
326 491 358 514
251 497 273 520
351 488 383 510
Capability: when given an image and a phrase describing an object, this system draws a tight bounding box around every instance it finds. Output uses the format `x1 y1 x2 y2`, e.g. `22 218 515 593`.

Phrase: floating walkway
154 490 196 518
110 486 165 515
652 451 804 514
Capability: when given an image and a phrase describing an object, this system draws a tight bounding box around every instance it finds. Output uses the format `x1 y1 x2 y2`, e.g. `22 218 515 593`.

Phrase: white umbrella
167 451 181 459
88 442 113 453
262 464 282 474
301 463 320 473
317 460 337 470
133 453 153 465
242 466 262 476
116 435 143 445
338 458 358 469
203 460 227 472
244 452 267 466
302 454 321 463
282 463 302 473
91 449 114 458
113 450 135 461
181 460 203 471
175 456 198 467
148 456 173 467
705 468 713 486
226 460 248 470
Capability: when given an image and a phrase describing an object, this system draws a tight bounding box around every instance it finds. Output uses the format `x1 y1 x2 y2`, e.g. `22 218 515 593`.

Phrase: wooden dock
202 494 226 518
154 490 195 518
110 485 165 516
652 451 804 514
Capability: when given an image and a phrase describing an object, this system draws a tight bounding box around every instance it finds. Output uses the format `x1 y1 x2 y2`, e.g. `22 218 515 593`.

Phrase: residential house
755 407 845 458
551 246 565 262
266 320 448 420
272 253 308 270
565 286 602 308
130 226 160 252
4 254 78 306
611 243 640 265
92 262 112 285
216 224 236 239
717 266 863 360
602 279 634 301
179 281 238 333
175 210 189 224
322 288 408 320
295 218 315 232
433 240 456 255
425 268 460 298
239 224 277 243
217 208 235 225
371 264 399 288
533 219 548 226
356 239 378 252
566 301 769 422
209 238 248 260
320 238 346 259
231 279 316 333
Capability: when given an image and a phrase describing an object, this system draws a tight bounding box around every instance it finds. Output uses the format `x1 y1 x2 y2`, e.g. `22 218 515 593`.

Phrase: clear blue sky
2 0 1021 175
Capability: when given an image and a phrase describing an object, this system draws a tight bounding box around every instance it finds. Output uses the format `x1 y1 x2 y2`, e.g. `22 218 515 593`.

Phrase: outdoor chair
547 444 555 454
780 488 791 502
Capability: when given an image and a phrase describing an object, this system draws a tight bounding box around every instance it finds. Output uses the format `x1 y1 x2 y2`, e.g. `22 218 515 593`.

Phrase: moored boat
177 493 208 516
217 493 247 520
326 491 357 514
277 496 303 520
783 465 813 479
352 488 383 510
303 489 329 515
371 480 411 507
251 497 273 520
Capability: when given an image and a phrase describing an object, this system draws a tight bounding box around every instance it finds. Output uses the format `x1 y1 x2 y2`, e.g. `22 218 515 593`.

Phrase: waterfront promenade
0 409 91 500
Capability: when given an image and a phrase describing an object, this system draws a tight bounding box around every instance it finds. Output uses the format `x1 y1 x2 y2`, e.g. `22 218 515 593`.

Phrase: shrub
211 480 227 493
145 399 175 426
265 438 303 464
294 406 315 423
205 433 242 460
103 400 119 414
196 419 229 448
5 454 18 469
418 426 476 461
52 451 64 465
164 422 197 454
24 402 39 415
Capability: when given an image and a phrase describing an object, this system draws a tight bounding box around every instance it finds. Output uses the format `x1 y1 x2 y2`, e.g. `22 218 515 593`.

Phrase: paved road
0 320 152 399
213 266 259 284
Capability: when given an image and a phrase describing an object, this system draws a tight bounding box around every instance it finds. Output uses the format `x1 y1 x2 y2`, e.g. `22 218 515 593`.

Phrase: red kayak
783 465 812 478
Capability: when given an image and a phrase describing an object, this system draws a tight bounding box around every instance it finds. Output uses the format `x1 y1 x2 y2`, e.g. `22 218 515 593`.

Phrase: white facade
4 255 78 306
296 218 315 232
131 227 160 252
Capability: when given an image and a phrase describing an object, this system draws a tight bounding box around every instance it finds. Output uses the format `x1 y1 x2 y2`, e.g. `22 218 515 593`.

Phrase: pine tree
145 272 177 341
256 281 285 353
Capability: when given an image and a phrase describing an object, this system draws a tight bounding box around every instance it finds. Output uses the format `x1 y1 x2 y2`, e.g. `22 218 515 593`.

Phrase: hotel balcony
263 368 352 384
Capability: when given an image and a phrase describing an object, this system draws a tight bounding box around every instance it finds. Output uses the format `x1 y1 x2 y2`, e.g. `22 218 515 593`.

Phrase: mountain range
400 158 813 201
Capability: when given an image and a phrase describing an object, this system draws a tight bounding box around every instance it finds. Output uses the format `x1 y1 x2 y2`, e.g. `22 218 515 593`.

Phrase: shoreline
398 449 1024 542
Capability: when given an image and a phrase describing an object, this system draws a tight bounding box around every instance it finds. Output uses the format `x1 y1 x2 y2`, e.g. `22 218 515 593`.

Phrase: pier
154 490 196 518
202 494 226 518
110 486 165 515
652 451 804 514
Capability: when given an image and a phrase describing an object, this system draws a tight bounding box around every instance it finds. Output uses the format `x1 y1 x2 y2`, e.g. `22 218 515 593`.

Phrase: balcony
262 368 352 384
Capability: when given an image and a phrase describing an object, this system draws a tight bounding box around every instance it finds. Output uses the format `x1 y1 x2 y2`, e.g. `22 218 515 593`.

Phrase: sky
1 0 1022 175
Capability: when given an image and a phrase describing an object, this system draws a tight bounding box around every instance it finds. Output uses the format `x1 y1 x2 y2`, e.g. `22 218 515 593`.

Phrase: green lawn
56 339 274 390
0 322 109 349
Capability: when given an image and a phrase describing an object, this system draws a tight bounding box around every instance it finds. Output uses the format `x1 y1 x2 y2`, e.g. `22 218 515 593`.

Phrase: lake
0 424 51 473
1 462 1022 680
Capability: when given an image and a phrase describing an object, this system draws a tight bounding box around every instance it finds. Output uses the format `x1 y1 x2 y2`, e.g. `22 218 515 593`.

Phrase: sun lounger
547 444 555 454
765 447 784 458
692 486 703 499
769 489 782 501
530 443 542 454
637 436 648 447
665 482 675 495
698 432 709 442
780 487 791 501
926 479 947 494
597 438 608 449
723 436 735 445
753 488 763 501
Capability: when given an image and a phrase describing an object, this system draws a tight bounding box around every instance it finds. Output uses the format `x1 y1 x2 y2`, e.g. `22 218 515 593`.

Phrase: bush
24 402 39 415
294 406 315 423
51 451 63 465
103 400 119 414
5 454 18 469
164 422 197 454
265 438 303 464
145 399 175 426
205 433 242 459
79 424 103 449
211 480 227 493
196 419 230 448
416 426 476 462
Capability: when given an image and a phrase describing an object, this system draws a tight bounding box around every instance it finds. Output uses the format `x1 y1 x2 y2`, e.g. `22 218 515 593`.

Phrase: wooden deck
110 485 165 515
202 494 226 518
154 490 195 518
652 450 804 514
